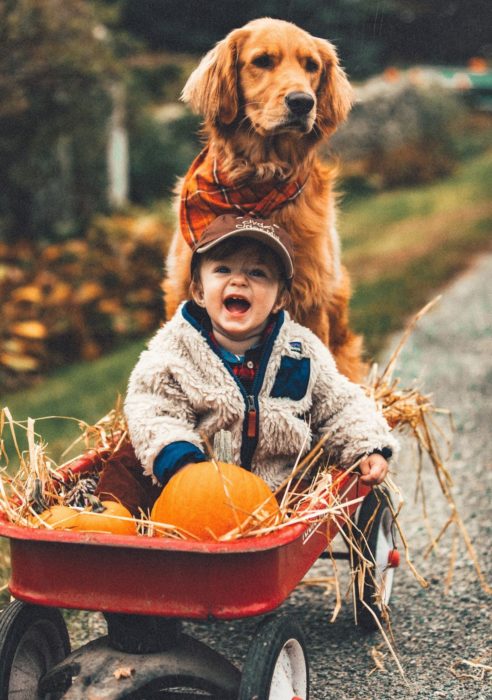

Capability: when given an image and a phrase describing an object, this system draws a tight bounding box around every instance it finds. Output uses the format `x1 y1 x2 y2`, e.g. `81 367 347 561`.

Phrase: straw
449 650 492 681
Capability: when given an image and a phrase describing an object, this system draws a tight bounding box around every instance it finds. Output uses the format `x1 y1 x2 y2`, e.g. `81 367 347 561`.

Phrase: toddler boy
125 215 397 490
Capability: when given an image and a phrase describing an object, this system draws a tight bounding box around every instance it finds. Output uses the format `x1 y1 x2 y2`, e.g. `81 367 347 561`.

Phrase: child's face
194 247 285 344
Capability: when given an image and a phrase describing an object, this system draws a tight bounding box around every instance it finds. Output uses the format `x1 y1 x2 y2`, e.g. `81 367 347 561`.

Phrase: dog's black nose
285 92 315 116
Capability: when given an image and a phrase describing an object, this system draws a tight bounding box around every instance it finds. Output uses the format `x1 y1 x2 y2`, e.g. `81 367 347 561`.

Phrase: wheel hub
387 548 400 568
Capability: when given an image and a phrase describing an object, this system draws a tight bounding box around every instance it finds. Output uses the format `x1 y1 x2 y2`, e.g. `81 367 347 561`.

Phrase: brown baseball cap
192 214 294 281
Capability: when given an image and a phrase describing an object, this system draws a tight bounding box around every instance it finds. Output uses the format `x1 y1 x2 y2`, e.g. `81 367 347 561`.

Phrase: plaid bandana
180 147 307 247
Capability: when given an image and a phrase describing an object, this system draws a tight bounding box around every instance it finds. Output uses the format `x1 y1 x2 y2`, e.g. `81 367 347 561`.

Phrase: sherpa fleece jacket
124 302 399 489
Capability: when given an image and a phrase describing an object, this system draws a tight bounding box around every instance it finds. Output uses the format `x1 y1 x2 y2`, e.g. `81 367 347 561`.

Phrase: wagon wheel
353 488 399 631
238 615 309 700
0 600 71 699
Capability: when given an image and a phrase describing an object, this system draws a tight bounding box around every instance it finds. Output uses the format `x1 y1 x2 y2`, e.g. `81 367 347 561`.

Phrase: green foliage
128 111 201 203
0 0 121 242
125 50 200 103
382 0 492 67
139 63 183 99
115 0 393 78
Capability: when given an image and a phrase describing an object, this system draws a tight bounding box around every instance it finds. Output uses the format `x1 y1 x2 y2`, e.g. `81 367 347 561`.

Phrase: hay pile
0 404 368 541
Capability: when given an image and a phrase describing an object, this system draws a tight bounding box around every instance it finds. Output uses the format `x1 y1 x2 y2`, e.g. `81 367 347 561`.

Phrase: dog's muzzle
285 92 315 117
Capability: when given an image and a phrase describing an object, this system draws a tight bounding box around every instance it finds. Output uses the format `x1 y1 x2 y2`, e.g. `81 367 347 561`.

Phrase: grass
1 339 145 461
1 143 491 460
341 147 492 356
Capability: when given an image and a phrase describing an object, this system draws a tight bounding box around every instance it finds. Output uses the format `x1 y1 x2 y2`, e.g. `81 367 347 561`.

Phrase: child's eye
214 265 230 274
249 268 267 278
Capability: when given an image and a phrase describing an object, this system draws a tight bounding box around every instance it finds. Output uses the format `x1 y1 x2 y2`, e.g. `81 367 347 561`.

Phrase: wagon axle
40 629 242 699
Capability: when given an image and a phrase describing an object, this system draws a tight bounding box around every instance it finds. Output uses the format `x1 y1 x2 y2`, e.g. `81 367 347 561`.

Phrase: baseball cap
191 214 295 281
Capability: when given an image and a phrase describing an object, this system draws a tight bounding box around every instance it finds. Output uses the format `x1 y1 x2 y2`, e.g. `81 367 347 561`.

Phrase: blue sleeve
153 441 207 485
370 447 393 460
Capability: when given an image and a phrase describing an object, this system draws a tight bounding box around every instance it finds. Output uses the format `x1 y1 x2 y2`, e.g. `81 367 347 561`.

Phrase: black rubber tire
353 488 397 631
0 600 71 699
238 615 309 700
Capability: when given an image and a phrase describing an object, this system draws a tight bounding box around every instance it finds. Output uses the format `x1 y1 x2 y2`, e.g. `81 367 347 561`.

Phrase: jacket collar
181 300 285 350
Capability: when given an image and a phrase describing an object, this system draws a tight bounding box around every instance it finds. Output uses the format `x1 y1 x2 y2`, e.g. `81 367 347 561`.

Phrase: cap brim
194 227 294 279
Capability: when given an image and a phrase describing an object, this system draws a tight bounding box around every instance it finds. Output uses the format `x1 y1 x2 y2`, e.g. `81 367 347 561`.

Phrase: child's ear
190 279 206 307
272 286 290 314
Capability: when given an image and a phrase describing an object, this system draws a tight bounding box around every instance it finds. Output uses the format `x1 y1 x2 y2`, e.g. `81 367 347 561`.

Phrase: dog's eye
252 54 273 69
305 58 320 73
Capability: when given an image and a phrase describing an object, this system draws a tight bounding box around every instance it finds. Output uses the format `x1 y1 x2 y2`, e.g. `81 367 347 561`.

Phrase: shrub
128 57 196 103
330 73 467 188
0 214 173 393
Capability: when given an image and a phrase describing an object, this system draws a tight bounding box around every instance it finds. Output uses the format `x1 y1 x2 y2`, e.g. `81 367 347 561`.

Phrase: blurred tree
114 0 393 77
128 111 201 203
0 0 121 243
109 0 491 77
382 1 492 67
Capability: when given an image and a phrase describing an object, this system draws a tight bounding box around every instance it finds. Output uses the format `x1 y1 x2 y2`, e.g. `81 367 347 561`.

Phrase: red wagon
0 467 399 700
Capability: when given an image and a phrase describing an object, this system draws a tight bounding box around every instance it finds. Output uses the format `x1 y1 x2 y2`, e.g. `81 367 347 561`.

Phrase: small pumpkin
75 500 137 536
151 461 280 540
32 505 79 530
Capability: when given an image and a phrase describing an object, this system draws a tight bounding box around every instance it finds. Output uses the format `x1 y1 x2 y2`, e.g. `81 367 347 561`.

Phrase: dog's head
182 17 353 142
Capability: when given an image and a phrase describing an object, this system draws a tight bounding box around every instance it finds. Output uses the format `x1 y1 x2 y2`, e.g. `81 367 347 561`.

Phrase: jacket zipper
180 302 284 470
246 395 257 438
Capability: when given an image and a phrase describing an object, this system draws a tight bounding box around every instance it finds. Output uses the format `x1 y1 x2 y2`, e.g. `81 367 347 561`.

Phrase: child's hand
359 453 388 485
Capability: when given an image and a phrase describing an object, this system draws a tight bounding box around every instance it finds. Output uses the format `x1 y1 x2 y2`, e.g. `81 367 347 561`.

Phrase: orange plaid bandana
179 148 308 247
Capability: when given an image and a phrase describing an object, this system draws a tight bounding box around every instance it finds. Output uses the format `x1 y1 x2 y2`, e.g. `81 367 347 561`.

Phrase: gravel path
67 253 492 699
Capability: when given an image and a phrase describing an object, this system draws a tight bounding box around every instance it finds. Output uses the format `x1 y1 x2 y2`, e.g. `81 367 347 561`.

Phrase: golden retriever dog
164 17 366 381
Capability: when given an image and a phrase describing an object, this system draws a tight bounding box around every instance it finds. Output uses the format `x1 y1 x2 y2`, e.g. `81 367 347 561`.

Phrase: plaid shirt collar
211 322 274 392
189 303 275 390
209 318 274 357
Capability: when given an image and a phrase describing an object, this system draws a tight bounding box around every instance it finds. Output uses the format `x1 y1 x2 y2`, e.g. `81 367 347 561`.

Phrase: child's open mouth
224 296 251 314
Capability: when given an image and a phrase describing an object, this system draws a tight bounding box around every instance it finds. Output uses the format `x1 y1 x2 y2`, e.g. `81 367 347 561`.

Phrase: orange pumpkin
32 505 79 530
75 500 137 535
151 461 280 540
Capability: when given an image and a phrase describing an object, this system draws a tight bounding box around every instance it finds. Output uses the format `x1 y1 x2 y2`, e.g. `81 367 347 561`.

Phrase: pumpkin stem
30 477 48 513
214 430 233 463
87 494 106 513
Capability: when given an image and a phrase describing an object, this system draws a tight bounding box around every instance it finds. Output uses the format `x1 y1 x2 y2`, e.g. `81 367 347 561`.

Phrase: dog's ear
313 37 353 137
181 29 246 126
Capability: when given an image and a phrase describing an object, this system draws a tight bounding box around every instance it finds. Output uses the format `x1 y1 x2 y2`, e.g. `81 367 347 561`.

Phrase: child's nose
230 271 248 285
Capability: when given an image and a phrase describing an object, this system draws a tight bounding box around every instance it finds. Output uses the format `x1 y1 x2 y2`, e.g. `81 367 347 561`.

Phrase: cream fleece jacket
125 303 398 489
